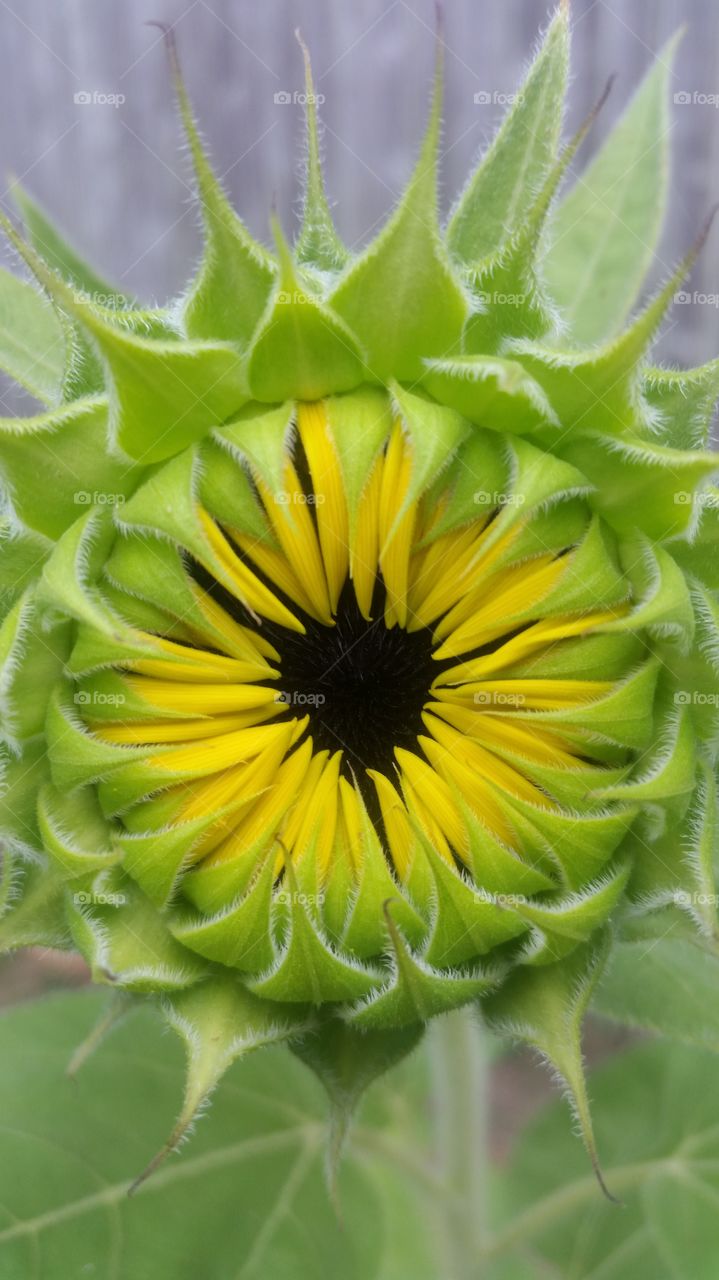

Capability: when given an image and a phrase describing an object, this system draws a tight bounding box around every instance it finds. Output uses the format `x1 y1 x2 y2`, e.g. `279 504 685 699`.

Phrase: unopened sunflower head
1 7 718 1188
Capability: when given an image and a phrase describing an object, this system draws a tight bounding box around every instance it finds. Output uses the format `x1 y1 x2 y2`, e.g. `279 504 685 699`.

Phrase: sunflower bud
1 7 717 1186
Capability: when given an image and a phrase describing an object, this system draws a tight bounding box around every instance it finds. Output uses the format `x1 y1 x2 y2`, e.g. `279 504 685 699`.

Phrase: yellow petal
351 456 382 620
256 460 333 624
127 677 280 716
207 737 314 866
230 530 323 621
434 609 626 684
379 423 416 628
395 747 465 862
433 555 568 656
367 768 414 879
191 584 280 662
296 401 350 613
91 704 280 745
199 509 305 632
422 711 552 808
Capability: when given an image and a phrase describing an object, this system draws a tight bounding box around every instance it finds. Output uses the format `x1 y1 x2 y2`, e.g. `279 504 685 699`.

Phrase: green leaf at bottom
593 935 719 1051
494 1038 719 1278
0 992 380 1280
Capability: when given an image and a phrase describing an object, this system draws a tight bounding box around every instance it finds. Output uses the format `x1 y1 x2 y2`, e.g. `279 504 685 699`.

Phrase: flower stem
430 1007 488 1280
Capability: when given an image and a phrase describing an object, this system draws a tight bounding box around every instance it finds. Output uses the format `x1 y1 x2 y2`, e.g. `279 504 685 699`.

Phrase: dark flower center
266 580 437 780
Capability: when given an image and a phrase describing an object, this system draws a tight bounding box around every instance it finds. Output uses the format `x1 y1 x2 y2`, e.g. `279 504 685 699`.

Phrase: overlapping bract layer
0 3 718 1182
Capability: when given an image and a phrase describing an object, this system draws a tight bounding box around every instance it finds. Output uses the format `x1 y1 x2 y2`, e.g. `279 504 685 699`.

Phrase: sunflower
1 8 718 1183
75 394 636 993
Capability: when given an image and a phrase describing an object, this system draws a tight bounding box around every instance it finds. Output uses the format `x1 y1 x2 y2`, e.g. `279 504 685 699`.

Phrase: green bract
1 8 718 1190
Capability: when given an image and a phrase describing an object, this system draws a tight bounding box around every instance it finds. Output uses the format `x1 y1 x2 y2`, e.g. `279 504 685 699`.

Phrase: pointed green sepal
0 523 51 620
559 431 718 542
447 3 569 265
38 783 121 880
516 231 714 438
151 24 276 347
482 934 617 1199
0 592 70 747
422 355 559 435
13 182 131 305
544 32 681 345
645 361 719 450
0 398 139 540
130 973 314 1192
248 855 382 1004
347 902 499 1031
331 40 467 380
1 213 248 463
294 31 347 272
245 216 365 401
290 1013 423 1201
171 851 277 972
0 855 69 952
66 869 207 991
0 263 66 405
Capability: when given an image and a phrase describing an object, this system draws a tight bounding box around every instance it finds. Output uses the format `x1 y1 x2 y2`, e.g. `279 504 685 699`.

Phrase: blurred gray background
0 0 717 368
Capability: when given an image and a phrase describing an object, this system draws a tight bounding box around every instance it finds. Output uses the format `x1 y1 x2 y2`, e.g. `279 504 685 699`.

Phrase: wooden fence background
0 0 717 370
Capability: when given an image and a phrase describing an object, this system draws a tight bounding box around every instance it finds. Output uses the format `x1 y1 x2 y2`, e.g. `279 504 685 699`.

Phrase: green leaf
0 265 65 404
446 3 569 264
594 936 719 1050
543 32 680 345
494 1039 719 1278
13 183 130 305
0 992 383 1279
